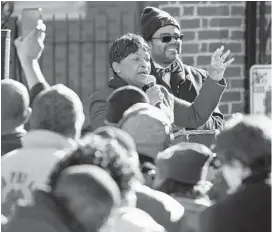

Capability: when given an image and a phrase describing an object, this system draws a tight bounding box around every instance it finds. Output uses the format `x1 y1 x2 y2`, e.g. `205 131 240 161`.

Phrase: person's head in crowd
95 126 158 187
94 126 140 170
1 79 31 134
214 114 272 193
141 6 182 66
105 86 150 125
109 33 152 88
119 103 173 164
51 165 121 232
153 143 214 200
29 84 85 140
48 133 143 207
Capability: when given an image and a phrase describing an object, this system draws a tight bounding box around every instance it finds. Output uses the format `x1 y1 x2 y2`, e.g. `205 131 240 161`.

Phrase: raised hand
14 20 46 61
208 46 235 81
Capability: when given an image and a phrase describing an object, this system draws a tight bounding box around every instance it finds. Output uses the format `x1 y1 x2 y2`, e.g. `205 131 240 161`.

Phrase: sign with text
250 65 271 116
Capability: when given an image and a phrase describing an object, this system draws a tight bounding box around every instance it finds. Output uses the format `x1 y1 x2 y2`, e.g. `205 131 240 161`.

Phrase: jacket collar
108 74 129 89
22 130 76 150
150 58 189 93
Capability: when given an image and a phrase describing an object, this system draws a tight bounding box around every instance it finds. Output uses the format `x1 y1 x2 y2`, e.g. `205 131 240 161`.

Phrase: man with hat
141 6 228 130
153 142 215 232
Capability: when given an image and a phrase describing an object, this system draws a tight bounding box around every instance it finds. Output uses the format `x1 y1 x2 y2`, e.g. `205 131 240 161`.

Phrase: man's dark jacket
150 59 225 130
200 171 271 232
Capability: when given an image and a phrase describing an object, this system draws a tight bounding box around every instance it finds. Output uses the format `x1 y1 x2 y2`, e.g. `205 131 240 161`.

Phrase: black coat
200 172 271 232
150 59 225 130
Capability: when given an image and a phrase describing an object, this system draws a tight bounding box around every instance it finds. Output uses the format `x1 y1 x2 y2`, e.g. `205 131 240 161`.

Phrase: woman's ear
112 62 121 74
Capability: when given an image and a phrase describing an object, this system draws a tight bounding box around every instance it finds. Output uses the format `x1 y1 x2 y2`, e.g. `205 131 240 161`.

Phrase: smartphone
21 8 42 37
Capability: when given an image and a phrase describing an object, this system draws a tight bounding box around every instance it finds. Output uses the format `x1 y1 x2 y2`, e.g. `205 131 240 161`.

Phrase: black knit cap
141 6 180 41
106 86 150 124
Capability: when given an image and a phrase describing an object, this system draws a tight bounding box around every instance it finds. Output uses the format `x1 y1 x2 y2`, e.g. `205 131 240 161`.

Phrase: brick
231 30 244 40
162 7 180 16
197 6 230 16
210 18 243 27
221 91 242 102
232 55 245 65
184 31 196 40
202 19 208 28
182 56 194 66
182 43 199 54
198 30 229 40
224 66 242 78
209 42 242 53
183 6 194 16
231 102 244 113
197 55 211 65
231 78 244 88
201 43 208 52
219 103 229 114
231 6 245 16
180 18 200 29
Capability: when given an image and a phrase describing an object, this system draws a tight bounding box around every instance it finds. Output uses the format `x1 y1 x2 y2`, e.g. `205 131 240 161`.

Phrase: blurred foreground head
1 79 31 132
49 133 143 206
119 103 173 162
106 86 150 125
30 84 85 140
155 142 214 198
214 114 272 192
52 165 121 231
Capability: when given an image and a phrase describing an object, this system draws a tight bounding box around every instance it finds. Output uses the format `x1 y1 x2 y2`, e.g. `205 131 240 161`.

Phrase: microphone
142 75 156 91
142 75 162 108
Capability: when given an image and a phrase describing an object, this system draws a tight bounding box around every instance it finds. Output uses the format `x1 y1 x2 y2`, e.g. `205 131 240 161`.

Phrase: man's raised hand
208 46 235 82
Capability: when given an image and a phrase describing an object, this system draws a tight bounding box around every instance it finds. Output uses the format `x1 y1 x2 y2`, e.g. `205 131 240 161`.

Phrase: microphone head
145 75 156 87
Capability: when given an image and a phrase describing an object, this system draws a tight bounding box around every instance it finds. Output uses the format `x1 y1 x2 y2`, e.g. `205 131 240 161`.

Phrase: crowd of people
1 6 271 232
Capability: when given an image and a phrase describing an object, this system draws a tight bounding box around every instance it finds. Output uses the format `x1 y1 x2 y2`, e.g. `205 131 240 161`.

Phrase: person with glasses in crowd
89 32 233 131
141 6 231 130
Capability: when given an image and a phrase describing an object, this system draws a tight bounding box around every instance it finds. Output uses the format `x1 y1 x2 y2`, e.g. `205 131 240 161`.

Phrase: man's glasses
151 34 184 43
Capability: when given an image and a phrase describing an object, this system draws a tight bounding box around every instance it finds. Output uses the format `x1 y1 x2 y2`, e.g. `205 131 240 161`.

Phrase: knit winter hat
156 142 214 185
141 6 180 41
106 86 150 124
119 103 173 159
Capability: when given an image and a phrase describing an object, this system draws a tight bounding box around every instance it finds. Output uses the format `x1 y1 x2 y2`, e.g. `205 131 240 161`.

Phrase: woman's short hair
108 33 150 74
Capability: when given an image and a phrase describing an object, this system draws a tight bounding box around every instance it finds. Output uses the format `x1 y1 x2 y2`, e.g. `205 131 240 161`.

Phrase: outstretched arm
173 46 234 128
14 21 49 104
173 77 226 128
